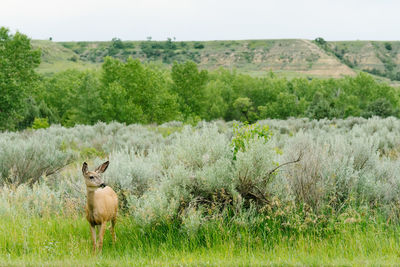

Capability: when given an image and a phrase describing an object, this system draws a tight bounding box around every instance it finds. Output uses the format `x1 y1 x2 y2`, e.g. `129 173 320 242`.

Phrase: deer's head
82 161 109 191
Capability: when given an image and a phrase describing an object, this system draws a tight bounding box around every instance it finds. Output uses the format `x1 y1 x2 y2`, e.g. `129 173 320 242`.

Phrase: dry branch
268 151 303 176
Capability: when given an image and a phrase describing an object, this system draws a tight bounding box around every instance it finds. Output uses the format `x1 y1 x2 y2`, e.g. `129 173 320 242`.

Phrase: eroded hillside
31 39 400 81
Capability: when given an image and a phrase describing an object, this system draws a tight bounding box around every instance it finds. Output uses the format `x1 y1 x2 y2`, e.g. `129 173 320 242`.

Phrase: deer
82 161 118 253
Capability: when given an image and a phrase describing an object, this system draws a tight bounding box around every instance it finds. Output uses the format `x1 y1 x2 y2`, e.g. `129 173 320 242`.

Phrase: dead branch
267 151 303 177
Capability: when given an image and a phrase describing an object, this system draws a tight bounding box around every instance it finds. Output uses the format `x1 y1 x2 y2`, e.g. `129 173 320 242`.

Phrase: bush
4 119 400 231
0 129 75 185
314 37 327 46
31 117 50 129
193 42 204 49
231 122 271 159
69 55 78 62
363 98 398 118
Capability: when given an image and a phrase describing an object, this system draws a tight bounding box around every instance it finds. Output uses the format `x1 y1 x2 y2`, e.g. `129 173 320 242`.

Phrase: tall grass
1 214 400 266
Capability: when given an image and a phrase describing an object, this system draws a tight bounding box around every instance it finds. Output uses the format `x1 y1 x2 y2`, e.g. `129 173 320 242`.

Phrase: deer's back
86 186 118 225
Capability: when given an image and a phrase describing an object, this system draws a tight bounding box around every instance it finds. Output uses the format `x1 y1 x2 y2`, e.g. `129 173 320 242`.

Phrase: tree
108 38 124 56
306 91 338 119
258 93 307 119
111 37 124 49
17 97 56 129
66 71 103 126
363 98 398 118
102 81 144 124
203 80 229 120
36 70 84 125
193 42 205 49
171 61 208 118
100 57 180 124
314 37 327 46
233 97 257 122
0 27 41 130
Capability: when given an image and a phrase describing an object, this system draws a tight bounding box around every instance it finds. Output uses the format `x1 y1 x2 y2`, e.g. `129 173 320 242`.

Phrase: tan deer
82 161 118 253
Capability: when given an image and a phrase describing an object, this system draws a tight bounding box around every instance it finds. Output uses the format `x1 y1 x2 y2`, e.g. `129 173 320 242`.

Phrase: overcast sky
1 0 398 41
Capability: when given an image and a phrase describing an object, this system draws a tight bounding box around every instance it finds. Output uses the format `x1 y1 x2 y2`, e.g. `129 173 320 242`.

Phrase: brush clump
1 118 400 233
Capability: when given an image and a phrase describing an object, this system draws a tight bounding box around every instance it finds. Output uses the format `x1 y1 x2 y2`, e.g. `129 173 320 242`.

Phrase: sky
1 0 399 42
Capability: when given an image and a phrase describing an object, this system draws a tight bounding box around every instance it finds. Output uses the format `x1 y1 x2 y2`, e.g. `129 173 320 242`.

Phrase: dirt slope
31 39 400 80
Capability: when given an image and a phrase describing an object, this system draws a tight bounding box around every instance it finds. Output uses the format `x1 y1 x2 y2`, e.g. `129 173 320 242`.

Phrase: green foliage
17 97 57 129
202 80 229 120
231 122 271 159
306 91 338 119
66 71 103 125
0 27 41 130
3 29 400 129
259 93 307 119
171 61 208 118
69 55 78 62
103 81 144 123
193 42 204 49
363 98 399 118
111 37 124 49
108 38 125 56
80 147 105 159
101 57 180 124
31 118 50 129
314 37 327 46
19 61 400 127
233 97 257 122
140 38 179 63
385 42 392 51
36 70 102 126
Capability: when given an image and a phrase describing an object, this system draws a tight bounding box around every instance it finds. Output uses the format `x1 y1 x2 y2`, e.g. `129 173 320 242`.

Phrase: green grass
31 40 100 74
2 214 400 266
36 61 100 74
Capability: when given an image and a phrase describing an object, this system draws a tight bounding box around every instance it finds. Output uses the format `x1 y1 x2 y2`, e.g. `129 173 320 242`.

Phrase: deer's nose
100 183 106 188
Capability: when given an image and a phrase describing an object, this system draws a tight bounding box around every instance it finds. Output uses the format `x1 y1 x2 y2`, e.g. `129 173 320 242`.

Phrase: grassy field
3 118 400 266
31 40 100 74
1 215 400 266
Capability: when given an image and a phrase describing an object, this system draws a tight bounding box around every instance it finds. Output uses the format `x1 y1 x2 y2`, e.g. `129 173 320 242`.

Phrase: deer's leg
98 222 107 252
90 224 96 254
111 218 116 245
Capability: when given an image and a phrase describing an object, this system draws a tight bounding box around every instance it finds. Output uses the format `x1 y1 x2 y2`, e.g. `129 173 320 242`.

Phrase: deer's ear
95 161 109 174
82 162 88 175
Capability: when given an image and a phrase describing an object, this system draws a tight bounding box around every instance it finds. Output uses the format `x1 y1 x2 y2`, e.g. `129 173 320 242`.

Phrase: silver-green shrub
0 129 76 185
3 118 400 228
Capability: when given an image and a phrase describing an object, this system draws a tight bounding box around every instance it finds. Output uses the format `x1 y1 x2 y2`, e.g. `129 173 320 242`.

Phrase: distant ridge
31 39 400 83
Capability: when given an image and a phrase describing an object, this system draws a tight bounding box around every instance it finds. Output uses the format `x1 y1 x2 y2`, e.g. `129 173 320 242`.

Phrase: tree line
1 27 399 131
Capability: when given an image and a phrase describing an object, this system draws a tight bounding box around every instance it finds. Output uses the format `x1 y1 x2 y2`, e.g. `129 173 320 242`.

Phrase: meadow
2 118 400 266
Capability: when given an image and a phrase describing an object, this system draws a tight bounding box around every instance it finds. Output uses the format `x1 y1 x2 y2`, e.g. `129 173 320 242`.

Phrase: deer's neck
86 188 96 210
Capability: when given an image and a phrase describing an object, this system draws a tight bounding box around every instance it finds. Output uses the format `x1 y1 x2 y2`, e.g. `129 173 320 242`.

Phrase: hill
31 38 400 82
328 40 400 80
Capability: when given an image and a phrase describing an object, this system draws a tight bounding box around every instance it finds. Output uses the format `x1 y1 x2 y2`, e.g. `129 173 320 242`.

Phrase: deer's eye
89 176 94 179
